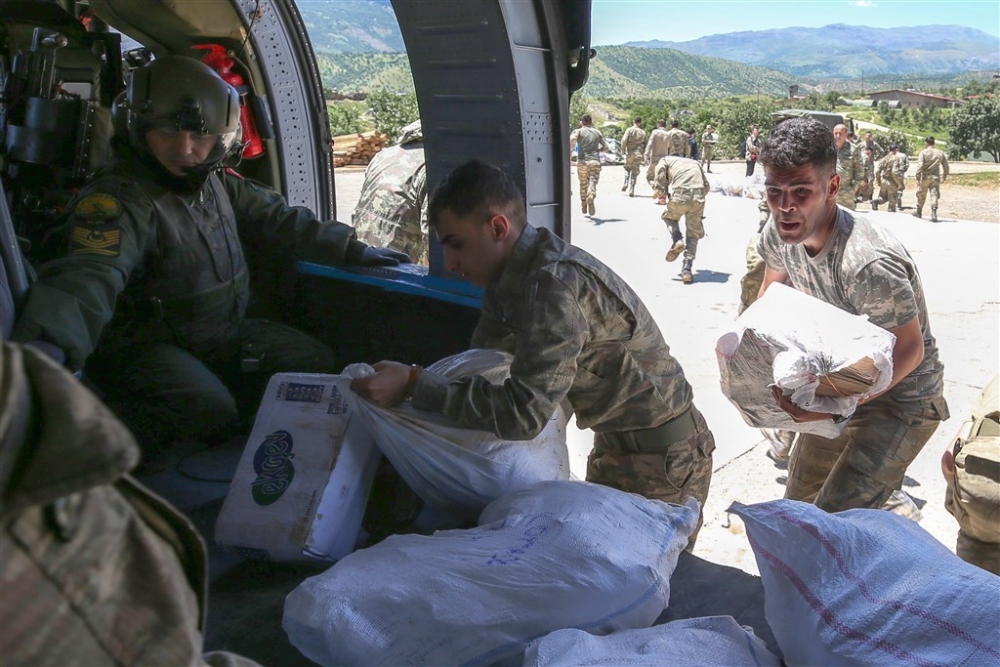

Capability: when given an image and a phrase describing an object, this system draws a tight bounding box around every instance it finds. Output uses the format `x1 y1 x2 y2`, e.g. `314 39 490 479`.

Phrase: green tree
327 102 366 136
718 101 776 159
569 92 591 132
367 90 419 142
948 96 1000 162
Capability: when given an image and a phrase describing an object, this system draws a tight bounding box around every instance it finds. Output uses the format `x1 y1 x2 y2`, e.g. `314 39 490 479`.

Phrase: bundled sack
717 282 894 438
343 349 570 518
731 499 1000 667
524 616 781 667
283 480 700 667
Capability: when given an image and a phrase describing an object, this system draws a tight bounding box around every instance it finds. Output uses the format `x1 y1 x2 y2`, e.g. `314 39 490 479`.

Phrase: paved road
334 160 999 573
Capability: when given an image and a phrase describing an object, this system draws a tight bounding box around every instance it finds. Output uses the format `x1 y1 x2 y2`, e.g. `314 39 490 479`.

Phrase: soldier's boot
581 199 588 214
665 235 685 262
931 206 938 222
621 173 629 191
587 196 596 216
681 258 694 284
628 178 635 197
888 202 896 212
912 207 922 219
871 200 878 211
883 489 923 522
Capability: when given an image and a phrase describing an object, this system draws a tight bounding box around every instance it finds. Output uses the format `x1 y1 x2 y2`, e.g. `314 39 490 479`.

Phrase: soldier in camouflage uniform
857 147 876 204
0 342 259 667
833 123 864 210
756 118 949 515
352 160 716 547
11 56 408 453
619 116 647 197
913 135 949 222
664 119 692 159
353 120 429 265
896 149 910 209
700 124 718 173
654 156 709 284
644 120 671 204
862 131 886 160
872 145 904 212
942 375 1000 575
570 114 610 216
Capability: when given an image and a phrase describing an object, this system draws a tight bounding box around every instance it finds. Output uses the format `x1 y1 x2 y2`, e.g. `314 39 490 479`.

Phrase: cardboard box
215 373 381 563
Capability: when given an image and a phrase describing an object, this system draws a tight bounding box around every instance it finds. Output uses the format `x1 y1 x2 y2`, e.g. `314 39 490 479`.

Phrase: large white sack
523 616 781 667
343 349 570 519
731 499 1000 667
283 480 700 667
717 281 895 438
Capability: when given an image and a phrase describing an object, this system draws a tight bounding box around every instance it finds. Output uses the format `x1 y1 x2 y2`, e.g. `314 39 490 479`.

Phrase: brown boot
665 239 685 262
681 259 693 284
581 200 587 214
587 197 596 216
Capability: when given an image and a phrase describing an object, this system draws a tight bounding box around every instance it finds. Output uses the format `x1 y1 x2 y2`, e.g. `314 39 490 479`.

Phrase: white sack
717 282 895 438
523 616 782 667
283 480 700 667
343 349 570 519
731 499 1000 667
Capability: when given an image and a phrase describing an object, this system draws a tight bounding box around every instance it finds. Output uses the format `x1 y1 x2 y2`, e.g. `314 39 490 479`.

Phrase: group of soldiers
833 128 951 222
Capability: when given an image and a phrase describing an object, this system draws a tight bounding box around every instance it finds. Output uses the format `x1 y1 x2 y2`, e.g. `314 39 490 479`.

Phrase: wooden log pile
332 130 389 167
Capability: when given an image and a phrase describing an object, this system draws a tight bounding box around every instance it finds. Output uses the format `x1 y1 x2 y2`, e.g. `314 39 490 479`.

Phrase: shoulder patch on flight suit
73 193 123 223
70 223 121 257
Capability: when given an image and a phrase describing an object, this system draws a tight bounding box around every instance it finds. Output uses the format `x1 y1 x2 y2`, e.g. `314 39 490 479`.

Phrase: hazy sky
591 0 1000 44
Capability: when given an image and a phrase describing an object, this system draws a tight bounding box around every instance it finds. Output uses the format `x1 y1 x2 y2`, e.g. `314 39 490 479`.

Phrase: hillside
625 24 1000 79
584 45 795 97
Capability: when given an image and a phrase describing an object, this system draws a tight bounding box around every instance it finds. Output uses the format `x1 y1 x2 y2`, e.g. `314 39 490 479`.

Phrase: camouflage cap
398 119 423 145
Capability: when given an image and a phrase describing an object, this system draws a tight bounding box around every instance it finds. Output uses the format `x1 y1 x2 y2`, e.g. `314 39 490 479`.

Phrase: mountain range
297 6 998 96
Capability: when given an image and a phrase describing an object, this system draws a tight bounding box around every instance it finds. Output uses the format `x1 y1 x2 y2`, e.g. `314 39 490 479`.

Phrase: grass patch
948 172 1000 188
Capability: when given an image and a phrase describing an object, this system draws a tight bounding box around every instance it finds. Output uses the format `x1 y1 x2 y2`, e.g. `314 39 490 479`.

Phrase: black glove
359 246 411 267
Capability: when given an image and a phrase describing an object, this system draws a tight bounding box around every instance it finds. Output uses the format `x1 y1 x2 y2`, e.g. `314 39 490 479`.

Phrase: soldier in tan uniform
756 118 948 515
833 123 864 210
352 160 716 547
353 120 429 265
0 342 258 667
701 124 718 173
654 156 709 284
570 114 610 216
619 116 647 197
872 145 905 212
858 147 876 204
913 135 949 222
664 119 691 159
644 120 671 204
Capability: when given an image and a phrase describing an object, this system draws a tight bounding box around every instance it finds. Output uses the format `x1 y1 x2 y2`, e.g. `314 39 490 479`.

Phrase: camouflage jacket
655 156 710 193
412 225 694 439
914 147 950 181
12 149 364 370
836 140 865 190
644 128 671 163
701 131 718 147
664 128 692 157
757 208 946 408
620 125 648 157
352 141 429 265
570 126 609 163
0 343 259 667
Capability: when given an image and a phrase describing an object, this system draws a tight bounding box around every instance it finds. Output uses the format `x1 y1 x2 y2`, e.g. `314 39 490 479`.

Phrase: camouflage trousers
916 176 941 210
835 187 857 210
875 177 902 211
700 145 714 170
785 395 948 513
646 160 665 196
857 180 874 202
623 153 643 182
662 188 706 261
577 160 602 206
587 405 715 550
739 232 766 314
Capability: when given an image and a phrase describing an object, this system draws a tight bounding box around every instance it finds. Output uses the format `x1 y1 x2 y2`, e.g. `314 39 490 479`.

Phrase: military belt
602 406 700 454
672 187 704 195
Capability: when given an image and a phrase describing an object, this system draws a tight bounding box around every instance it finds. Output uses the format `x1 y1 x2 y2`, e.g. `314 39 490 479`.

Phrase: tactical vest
107 168 251 360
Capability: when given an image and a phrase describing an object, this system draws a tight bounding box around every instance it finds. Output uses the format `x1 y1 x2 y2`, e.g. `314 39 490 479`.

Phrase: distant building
867 89 962 109
788 84 800 99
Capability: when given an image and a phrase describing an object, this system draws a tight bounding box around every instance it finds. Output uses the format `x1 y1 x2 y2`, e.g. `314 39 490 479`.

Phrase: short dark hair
759 117 836 173
657 119 666 127
890 144 899 151
581 114 592 124
633 116 642 124
670 119 679 128
925 136 935 145
428 160 526 229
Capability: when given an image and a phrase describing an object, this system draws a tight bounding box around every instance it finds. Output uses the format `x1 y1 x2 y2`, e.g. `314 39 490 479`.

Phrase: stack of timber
332 130 389 167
